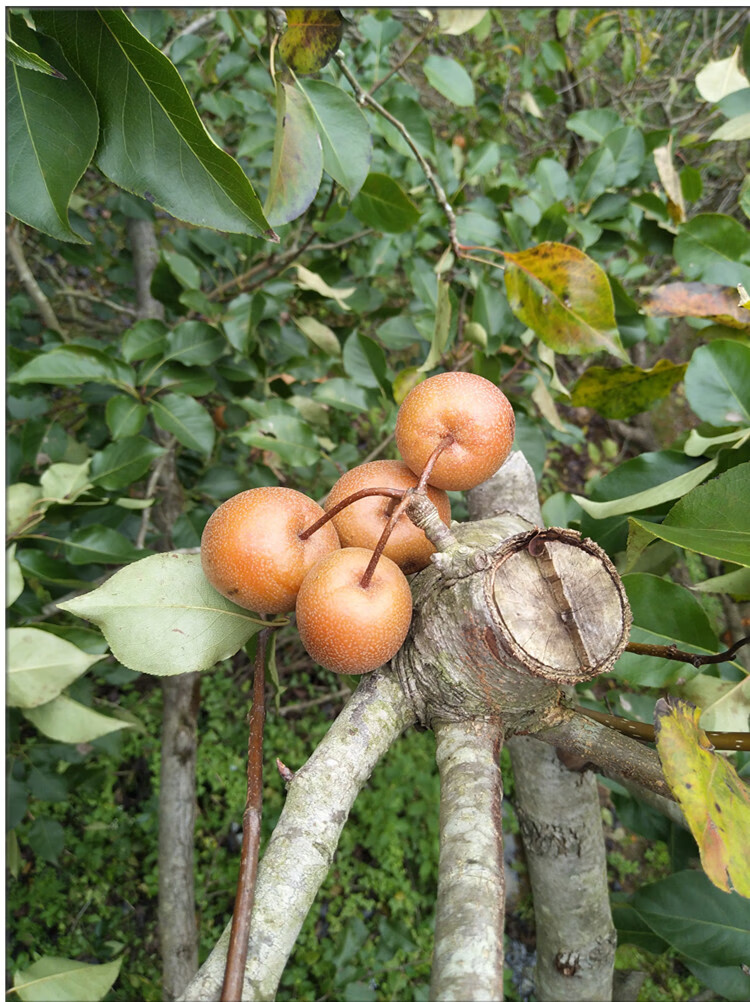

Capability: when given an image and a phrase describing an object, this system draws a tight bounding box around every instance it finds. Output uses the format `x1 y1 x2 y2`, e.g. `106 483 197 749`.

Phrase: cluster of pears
201 372 515 674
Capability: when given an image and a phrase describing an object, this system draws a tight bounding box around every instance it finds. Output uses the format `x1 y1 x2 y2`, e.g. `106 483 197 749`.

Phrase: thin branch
221 630 269 1002
576 705 750 753
625 636 750 669
7 225 67 338
369 30 429 96
334 53 461 257
51 287 137 316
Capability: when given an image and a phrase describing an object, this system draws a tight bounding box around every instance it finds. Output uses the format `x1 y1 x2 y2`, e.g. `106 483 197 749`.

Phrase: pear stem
359 436 455 590
298 487 405 541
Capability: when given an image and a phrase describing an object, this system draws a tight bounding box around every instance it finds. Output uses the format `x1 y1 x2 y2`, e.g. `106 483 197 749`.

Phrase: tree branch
431 718 505 1001
334 53 461 257
179 669 416 1002
7 225 67 338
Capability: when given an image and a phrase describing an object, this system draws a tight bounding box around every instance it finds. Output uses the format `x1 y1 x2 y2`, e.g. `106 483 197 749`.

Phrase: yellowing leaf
643 281 750 330
279 9 344 75
695 47 749 103
503 242 627 360
654 697 750 897
570 360 687 419
653 138 685 225
294 265 355 310
437 9 488 35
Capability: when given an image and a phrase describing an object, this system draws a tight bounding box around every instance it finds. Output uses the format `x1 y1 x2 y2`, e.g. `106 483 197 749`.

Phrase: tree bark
431 718 505 1002
128 214 200 999
467 453 616 1002
179 670 415 1002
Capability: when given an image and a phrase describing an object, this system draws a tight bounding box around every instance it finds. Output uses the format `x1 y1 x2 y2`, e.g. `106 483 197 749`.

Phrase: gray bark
128 215 199 999
159 675 201 998
431 718 505 1002
468 453 616 1002
511 736 616 1001
179 670 415 1001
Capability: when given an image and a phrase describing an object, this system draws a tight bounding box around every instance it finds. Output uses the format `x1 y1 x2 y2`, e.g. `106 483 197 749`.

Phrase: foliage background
6 7 750 1001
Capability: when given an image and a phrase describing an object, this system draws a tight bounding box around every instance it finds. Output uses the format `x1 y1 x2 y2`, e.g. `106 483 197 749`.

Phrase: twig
625 636 750 669
51 287 136 316
221 629 269 1002
162 9 223 55
575 705 750 753
278 685 352 716
7 225 67 338
334 53 461 257
369 30 429 96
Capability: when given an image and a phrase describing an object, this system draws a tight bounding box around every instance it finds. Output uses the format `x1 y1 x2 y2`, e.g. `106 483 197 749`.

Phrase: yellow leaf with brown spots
280 9 345 75
503 242 628 361
654 697 750 898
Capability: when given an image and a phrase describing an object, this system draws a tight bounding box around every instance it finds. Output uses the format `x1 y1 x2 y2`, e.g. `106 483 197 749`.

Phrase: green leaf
710 112 750 142
630 870 750 966
15 549 90 588
293 316 341 356
629 463 750 567
566 108 621 142
63 526 149 566
574 458 717 519
162 250 201 290
121 319 168 363
312 378 370 413
351 173 420 234
613 574 719 686
7 482 44 535
90 436 164 490
684 340 750 427
423 54 475 107
23 695 133 743
151 394 215 456
503 242 627 360
7 544 24 607
299 79 372 198
342 333 389 393
10 345 132 388
691 566 750 599
604 126 646 186
39 461 93 505
264 80 322 227
34 9 275 239
104 396 148 440
684 957 750 1002
378 97 435 158
673 214 750 288
164 321 226 366
27 818 65 864
59 553 267 675
7 627 105 708
12 956 122 1002
419 279 452 372
7 15 98 242
573 146 616 202
6 35 65 77
570 360 687 419
279 9 344 75
679 675 750 733
236 413 321 466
